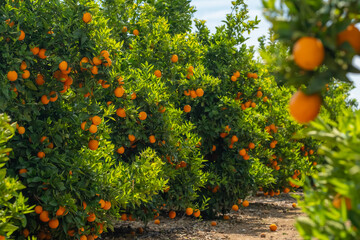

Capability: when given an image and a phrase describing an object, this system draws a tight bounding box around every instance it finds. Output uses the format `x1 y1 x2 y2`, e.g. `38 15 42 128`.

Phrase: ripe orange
289 90 322 123
37 152 45 159
133 29 139 36
232 204 239 211
18 126 25 134
191 209 200 218
36 74 45 85
184 105 191 113
195 88 204 97
67 230 75 237
93 57 102 65
88 139 99 150
263 96 268 102
35 205 43 214
20 61 27 70
139 111 147 120
23 229 29 237
223 215 230 220
122 26 128 33
239 149 246 156
56 206 65 216
242 200 249 207
293 37 325 71
251 102 256 108
7 71 17 81
100 50 110 58
41 95 50 105
231 76 237 82
256 91 263 98
117 147 125 154
337 24 360 53
211 221 217 226
80 235 87 240
31 47 40 55
269 224 277 231
248 142 255 149
92 116 101 125
171 54 178 63
234 71 240 78
114 87 125 97
154 70 162 78
19 30 25 40
190 90 197 98
87 213 96 222
83 12 92 23
283 188 290 194
103 57 112 67
19 169 27 174
49 219 59 229
169 211 176 219
121 213 127 221
91 66 98 75
131 92 137 100
98 199 106 208
149 135 156 143
39 211 50 222
154 219 160 224
128 134 136 141
59 61 68 71
89 125 97 133
231 135 238 143
116 108 126 118
103 201 111 210
185 208 193 216
292 203 297 208
212 145 216 151
21 70 30 79
38 49 47 59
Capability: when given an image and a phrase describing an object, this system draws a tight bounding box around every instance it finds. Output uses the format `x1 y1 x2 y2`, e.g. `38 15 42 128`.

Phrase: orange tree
262 0 360 239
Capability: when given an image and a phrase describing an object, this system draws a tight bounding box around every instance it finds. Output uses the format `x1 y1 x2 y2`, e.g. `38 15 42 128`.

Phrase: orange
292 203 297 208
117 147 125 154
211 221 217 226
169 210 176 219
7 71 17 81
283 188 290 194
122 26 128 33
103 57 112 67
31 47 40 55
49 219 59 229
49 91 58 102
116 108 126 118
98 199 106 208
239 149 246 156
289 90 321 123
36 74 45 85
337 24 360 53
41 95 50 105
188 66 194 73
22 70 30 79
59 61 68 71
269 224 277 231
234 71 240 78
37 152 45 159
100 50 110 58
83 201 87 210
154 219 160 224
23 229 29 237
242 200 249 207
87 213 96 222
231 135 238 143
263 96 268 102
56 206 65 216
88 139 99 150
212 145 216 151
19 169 27 174
231 76 237 82
19 30 25 41
154 70 162 78
248 142 255 149
40 136 49 143
35 205 43 214
67 230 75 237
83 12 92 23
195 88 204 97
20 61 27 70
38 49 47 59
251 102 256 108
18 126 25 134
89 125 97 133
133 29 139 36
0 236 4 240
81 121 88 131
93 57 102 65
232 204 239 211
270 142 276 149
309 149 314 155
92 116 101 125
103 201 111 210
171 54 178 63
91 66 98 75
185 208 193 216
149 135 156 143
193 209 200 217
190 90 197 98
114 87 125 97
128 134 135 142
184 105 191 113
139 111 147 120
256 91 263 98
39 211 50 222
293 37 325 71
80 235 87 240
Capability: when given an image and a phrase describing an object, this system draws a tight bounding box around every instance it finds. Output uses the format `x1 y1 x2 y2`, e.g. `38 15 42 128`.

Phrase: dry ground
103 192 304 240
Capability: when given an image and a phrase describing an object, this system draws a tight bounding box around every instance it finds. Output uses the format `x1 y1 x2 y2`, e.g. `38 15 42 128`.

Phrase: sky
192 0 360 105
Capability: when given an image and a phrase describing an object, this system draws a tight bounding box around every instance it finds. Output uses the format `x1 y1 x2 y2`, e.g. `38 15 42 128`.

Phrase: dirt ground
103 192 304 240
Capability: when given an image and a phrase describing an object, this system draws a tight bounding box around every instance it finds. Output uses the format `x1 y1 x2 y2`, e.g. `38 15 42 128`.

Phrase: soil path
104 192 304 240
